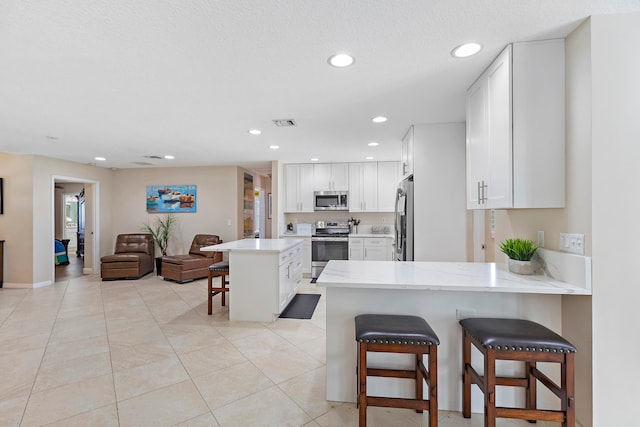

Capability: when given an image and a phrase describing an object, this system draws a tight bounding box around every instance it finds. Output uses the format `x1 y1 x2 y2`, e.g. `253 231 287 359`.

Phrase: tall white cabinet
466 39 565 209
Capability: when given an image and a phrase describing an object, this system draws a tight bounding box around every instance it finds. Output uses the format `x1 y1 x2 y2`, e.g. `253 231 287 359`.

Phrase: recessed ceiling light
95 156 106 161
371 116 387 123
310 158 319 162
368 142 379 147
164 155 175 160
365 156 374 160
328 53 355 68
248 129 262 135
269 145 279 150
451 42 482 58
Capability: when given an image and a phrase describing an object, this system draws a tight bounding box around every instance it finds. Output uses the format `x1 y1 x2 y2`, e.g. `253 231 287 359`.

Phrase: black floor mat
279 294 321 319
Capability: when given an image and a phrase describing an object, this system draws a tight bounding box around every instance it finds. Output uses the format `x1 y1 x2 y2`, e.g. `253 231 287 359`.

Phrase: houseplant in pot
141 213 177 276
499 238 539 275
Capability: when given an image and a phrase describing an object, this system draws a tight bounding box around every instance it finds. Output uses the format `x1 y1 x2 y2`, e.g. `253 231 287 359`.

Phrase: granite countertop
316 260 591 295
202 238 303 252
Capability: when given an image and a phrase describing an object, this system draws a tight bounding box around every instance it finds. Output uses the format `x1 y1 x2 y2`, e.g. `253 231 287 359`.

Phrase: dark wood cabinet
76 188 85 257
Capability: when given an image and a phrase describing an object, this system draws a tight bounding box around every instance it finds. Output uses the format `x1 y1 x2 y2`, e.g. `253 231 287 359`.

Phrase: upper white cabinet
401 126 414 179
377 162 400 212
466 39 565 209
349 162 400 212
313 163 349 191
349 162 378 212
284 163 314 212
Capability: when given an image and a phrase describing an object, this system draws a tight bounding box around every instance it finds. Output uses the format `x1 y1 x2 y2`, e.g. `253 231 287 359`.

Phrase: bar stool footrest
368 396 430 412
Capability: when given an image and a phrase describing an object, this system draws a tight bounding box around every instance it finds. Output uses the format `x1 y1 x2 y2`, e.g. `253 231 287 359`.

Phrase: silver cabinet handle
477 181 481 205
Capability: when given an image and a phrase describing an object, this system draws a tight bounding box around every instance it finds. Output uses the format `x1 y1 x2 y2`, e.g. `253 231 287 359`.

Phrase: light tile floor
0 274 563 426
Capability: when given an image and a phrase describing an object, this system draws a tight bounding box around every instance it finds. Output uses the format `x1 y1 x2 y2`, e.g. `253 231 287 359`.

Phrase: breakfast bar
202 238 303 322
316 251 591 413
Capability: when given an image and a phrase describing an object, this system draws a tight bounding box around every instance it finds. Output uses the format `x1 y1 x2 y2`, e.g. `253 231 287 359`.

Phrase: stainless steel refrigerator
394 176 414 261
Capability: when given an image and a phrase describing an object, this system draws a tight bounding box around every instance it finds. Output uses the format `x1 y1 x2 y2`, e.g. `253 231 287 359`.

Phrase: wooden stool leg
526 360 537 421
358 341 367 427
564 353 576 427
462 332 472 418
221 273 227 306
207 270 213 315
416 352 423 413
485 349 496 427
428 344 438 427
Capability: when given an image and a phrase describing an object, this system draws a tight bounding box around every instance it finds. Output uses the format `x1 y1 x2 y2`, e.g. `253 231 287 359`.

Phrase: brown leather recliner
161 234 223 283
101 233 155 280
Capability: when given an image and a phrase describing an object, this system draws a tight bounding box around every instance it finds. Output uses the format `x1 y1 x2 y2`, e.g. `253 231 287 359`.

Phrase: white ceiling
1 1 639 173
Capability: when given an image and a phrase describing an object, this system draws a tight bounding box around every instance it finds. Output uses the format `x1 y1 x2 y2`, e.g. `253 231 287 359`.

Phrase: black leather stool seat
459 318 576 353
356 314 440 345
208 261 229 271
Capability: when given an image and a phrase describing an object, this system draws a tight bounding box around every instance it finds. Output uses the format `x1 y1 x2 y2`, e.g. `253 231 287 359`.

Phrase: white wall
111 166 241 255
590 12 640 427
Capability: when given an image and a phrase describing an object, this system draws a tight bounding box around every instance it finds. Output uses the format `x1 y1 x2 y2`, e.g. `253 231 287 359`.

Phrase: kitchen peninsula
316 253 591 413
202 238 303 322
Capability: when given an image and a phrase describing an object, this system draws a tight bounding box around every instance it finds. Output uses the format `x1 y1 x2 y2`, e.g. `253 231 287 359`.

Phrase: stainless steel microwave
314 191 348 211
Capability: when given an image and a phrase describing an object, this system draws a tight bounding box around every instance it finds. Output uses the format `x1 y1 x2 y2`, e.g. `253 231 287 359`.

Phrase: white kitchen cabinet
314 163 349 191
349 236 392 261
348 163 378 212
377 162 400 212
466 39 565 209
284 163 314 212
283 235 312 276
401 126 414 179
349 237 364 260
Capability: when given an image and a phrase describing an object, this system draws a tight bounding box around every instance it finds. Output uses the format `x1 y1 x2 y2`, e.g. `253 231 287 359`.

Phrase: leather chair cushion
101 253 145 263
459 318 577 353
188 234 222 257
162 254 212 269
355 314 440 345
114 233 153 255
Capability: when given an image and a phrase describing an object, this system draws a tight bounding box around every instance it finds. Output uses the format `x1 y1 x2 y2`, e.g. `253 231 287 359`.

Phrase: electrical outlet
456 309 476 320
559 233 585 255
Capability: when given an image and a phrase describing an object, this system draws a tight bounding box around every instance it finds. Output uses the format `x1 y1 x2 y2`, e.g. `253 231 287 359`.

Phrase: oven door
311 237 349 278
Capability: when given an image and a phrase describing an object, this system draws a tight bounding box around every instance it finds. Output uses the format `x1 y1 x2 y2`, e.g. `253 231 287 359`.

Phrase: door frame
51 175 100 282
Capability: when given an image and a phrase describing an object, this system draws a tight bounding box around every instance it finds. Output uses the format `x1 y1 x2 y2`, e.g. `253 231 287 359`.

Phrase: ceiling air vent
131 161 154 166
272 119 296 127
144 155 163 160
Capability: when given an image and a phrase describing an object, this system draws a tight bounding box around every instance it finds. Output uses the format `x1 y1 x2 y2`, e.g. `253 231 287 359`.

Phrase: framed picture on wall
0 177 3 215
268 193 272 219
146 185 197 213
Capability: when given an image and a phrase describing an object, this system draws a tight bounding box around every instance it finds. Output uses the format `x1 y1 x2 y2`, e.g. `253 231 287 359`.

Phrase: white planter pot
507 258 539 275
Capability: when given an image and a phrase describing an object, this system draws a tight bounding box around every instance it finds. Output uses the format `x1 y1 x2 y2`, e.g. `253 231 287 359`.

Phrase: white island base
317 259 590 414
202 239 303 322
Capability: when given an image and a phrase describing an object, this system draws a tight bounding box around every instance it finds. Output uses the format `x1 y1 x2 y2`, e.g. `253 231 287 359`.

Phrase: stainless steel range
311 221 349 279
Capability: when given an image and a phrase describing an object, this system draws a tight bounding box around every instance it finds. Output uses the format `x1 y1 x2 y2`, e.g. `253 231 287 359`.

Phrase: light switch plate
559 233 585 255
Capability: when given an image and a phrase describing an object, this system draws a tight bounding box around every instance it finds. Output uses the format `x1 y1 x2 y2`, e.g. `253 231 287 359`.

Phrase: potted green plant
141 213 177 275
499 238 539 275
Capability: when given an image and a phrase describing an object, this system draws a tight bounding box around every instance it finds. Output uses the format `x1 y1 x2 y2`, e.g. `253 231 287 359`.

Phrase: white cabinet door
299 164 314 211
401 126 414 179
349 163 377 212
377 162 400 212
363 238 391 261
485 46 512 209
314 163 349 190
285 164 314 212
331 163 349 191
302 238 311 275
466 77 489 209
349 237 364 260
348 163 364 212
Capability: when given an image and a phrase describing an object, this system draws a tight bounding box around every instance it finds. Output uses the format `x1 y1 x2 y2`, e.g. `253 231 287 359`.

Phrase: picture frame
0 177 3 215
268 193 273 219
146 184 197 213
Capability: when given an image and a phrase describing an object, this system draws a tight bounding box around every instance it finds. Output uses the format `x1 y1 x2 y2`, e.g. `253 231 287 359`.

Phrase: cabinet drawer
364 239 386 247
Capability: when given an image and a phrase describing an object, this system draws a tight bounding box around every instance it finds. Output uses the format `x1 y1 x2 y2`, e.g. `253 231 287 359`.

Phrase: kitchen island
202 238 303 322
316 253 591 413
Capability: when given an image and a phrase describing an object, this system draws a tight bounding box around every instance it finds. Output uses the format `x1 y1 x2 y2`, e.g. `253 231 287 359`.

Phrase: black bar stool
355 314 439 427
459 318 576 427
207 261 229 314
